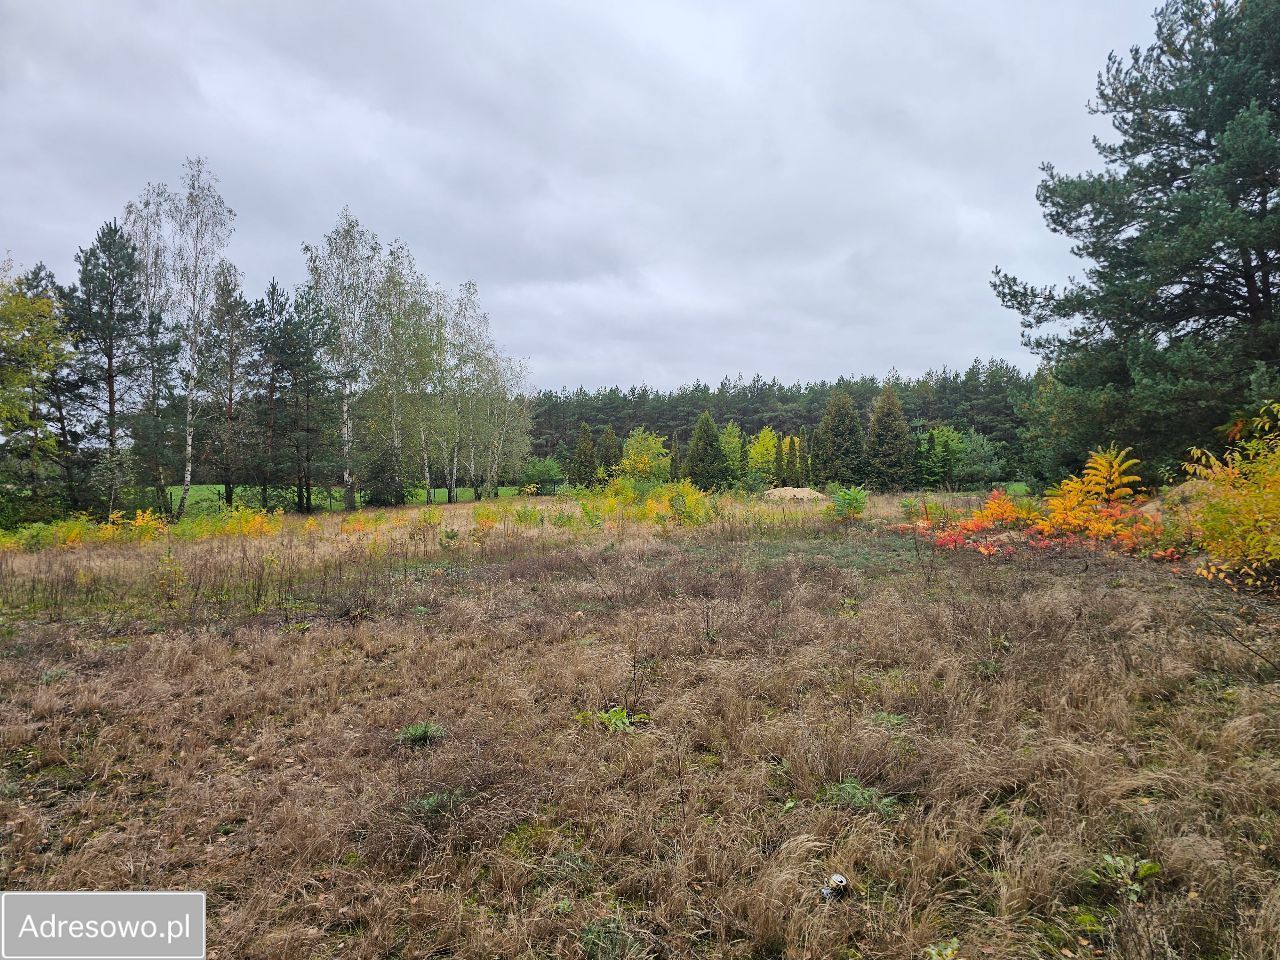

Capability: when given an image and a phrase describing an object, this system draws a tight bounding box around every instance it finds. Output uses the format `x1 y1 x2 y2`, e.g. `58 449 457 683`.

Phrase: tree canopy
993 0 1280 472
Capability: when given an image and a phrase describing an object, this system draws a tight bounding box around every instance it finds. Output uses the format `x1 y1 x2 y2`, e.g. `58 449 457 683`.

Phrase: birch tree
421 281 490 503
359 241 440 504
473 353 532 498
303 208 380 510
123 181 179 509
169 158 234 519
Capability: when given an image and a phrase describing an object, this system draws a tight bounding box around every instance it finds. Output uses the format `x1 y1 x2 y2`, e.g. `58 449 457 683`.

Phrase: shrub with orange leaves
956 489 1042 534
340 510 389 536
1035 448 1161 550
222 506 281 538
939 449 1163 556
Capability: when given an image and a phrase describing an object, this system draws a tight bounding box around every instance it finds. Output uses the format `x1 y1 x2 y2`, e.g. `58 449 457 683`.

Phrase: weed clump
819 777 898 816
575 706 650 732
397 721 446 747
405 789 466 818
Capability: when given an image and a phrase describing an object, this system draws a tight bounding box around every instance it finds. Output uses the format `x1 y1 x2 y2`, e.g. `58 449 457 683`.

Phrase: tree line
532 360 1031 487
0 159 530 527
542 380 1001 495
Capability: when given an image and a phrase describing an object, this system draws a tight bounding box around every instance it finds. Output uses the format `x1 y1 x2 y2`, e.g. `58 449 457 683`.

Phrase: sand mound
763 486 828 502
1140 479 1213 515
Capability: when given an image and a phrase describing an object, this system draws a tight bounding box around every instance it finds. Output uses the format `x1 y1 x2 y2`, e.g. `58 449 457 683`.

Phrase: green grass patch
396 721 446 746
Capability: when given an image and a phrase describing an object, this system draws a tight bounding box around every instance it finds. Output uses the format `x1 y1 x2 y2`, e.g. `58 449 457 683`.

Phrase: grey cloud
0 0 1156 389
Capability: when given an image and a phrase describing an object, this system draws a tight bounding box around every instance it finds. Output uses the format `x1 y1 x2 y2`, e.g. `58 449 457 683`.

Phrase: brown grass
1 507 1278 959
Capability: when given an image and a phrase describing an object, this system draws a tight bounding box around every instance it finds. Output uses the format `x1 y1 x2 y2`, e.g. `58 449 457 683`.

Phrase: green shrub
1083 853 1161 903
518 456 566 494
827 484 869 521
735 469 769 494
513 504 543 527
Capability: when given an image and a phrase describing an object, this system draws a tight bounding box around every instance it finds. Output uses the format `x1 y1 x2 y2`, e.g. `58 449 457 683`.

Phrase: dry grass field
2 499 1279 959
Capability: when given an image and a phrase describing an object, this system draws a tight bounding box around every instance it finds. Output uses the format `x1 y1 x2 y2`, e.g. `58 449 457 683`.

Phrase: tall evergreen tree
569 422 597 485
866 384 916 490
810 390 864 485
64 221 146 511
773 433 785 487
597 424 621 478
783 435 799 486
265 284 336 513
246 279 289 506
993 0 1280 469
205 262 256 506
683 410 730 490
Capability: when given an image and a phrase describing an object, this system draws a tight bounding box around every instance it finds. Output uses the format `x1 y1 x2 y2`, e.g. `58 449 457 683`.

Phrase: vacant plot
1 503 1278 959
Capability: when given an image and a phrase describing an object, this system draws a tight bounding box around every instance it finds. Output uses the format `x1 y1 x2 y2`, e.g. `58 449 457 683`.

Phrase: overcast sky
1 1 1156 390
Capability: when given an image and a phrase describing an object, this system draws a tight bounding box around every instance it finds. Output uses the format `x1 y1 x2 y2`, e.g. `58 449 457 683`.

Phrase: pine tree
206 263 257 506
246 279 288 507
570 422 597 485
865 384 916 491
257 283 335 512
810 390 864 486
683 410 730 490
65 221 146 512
597 424 622 479
993 0 1280 469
